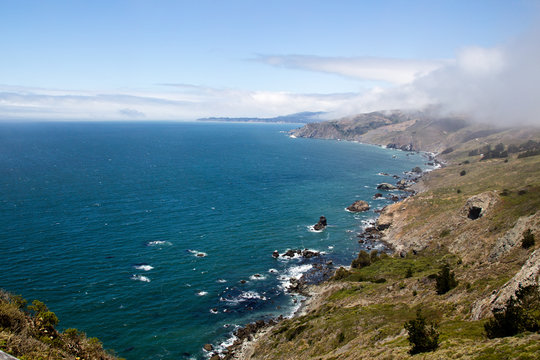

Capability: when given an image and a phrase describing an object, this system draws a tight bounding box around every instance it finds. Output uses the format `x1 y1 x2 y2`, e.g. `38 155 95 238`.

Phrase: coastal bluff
233 114 540 359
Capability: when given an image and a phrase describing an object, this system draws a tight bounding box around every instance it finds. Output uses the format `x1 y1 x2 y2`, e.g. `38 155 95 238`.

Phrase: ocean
0 122 430 359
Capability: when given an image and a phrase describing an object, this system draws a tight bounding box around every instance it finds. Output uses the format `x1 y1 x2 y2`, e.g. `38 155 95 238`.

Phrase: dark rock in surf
313 216 327 230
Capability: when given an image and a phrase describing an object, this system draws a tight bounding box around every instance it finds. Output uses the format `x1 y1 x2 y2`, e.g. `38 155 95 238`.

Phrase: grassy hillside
243 134 540 359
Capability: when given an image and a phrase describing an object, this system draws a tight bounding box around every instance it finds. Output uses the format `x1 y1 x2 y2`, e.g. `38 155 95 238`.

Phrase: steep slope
290 109 540 154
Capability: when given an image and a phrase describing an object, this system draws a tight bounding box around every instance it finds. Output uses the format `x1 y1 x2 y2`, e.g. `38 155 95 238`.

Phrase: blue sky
1 0 539 121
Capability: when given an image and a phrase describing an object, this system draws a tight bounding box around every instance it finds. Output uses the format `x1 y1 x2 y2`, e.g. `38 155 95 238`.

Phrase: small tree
522 229 535 249
351 250 371 269
484 285 540 338
404 309 439 354
435 263 458 295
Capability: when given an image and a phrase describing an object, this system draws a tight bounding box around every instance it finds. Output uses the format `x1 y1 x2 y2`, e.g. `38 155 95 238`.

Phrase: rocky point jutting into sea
222 110 540 360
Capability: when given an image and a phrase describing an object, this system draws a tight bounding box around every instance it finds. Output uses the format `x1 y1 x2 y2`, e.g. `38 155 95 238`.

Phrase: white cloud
257 55 450 85
2 24 539 125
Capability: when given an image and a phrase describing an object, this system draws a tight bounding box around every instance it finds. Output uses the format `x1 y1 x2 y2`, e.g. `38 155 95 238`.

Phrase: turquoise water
0 122 429 359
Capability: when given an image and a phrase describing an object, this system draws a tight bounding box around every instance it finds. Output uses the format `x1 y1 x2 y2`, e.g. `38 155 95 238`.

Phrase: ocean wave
146 240 172 246
277 264 313 292
219 290 267 304
130 274 150 282
217 279 227 283
133 264 154 271
196 291 208 296
268 268 278 274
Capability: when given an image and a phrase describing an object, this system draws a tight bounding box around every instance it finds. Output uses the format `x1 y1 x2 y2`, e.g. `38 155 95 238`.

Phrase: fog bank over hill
327 25 540 126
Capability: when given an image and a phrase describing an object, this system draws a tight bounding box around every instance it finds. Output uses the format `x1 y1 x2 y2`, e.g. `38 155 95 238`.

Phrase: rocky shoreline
213 149 436 360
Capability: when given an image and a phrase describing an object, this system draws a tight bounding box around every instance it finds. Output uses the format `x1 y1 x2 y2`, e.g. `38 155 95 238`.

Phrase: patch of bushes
484 285 540 338
522 229 535 249
332 267 351 281
404 309 439 354
351 250 371 269
440 229 451 238
460 170 467 176
435 263 458 295
0 290 121 360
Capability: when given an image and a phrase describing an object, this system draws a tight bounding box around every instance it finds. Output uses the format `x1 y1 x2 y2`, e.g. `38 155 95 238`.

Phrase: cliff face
290 109 539 155
242 122 540 359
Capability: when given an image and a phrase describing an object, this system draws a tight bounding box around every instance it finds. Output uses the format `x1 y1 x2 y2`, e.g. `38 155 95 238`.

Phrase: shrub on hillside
435 263 458 295
405 267 414 278
485 285 540 338
351 250 371 269
404 309 439 354
332 267 351 281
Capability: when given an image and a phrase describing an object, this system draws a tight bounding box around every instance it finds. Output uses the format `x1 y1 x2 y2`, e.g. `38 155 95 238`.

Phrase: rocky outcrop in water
313 216 327 230
377 183 397 190
278 249 321 259
346 200 370 212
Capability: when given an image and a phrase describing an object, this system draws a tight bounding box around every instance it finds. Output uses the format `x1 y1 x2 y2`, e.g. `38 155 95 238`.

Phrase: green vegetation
404 309 439 354
0 290 121 360
435 263 458 295
351 250 371 269
484 285 540 339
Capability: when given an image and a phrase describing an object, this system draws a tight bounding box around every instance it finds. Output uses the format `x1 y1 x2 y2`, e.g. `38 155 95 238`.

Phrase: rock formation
461 191 499 220
313 216 327 230
377 183 397 190
346 200 370 212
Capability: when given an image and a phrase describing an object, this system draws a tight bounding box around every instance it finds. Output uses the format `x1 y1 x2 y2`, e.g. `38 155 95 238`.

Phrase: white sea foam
196 291 208 296
268 268 278 274
217 279 227 283
146 240 172 246
133 264 154 271
249 274 267 280
130 274 150 282
307 225 324 233
219 291 267 304
188 249 207 257
328 246 334 249
277 264 313 292
209 308 218 314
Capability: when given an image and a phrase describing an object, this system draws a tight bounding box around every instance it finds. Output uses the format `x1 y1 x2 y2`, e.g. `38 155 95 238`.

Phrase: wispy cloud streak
256 55 450 85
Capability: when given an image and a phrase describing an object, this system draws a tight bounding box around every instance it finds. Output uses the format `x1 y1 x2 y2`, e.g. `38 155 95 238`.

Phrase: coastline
219 141 436 360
